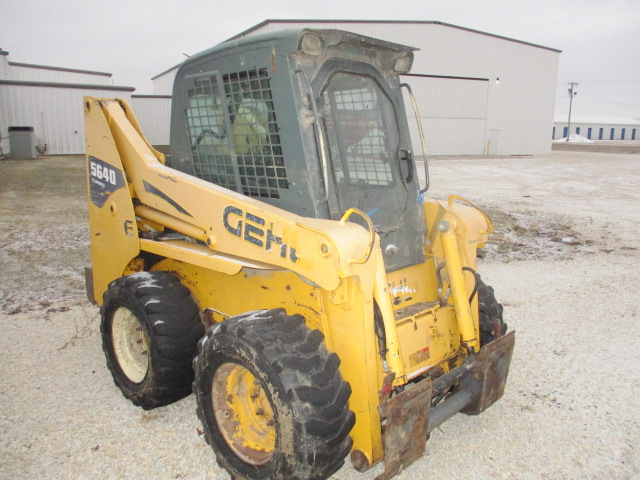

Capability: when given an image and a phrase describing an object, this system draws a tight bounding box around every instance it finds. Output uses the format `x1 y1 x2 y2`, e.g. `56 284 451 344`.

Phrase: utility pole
566 82 578 142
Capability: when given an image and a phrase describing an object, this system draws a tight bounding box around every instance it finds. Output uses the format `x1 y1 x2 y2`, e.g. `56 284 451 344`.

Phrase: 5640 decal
90 160 118 186
88 155 125 207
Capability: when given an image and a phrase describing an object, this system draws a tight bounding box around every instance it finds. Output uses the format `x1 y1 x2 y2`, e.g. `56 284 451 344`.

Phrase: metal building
152 20 561 156
552 116 640 141
1 20 561 157
0 49 135 155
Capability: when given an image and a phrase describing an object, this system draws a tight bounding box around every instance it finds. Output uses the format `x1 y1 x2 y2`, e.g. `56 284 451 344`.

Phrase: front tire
193 309 355 480
101 271 204 409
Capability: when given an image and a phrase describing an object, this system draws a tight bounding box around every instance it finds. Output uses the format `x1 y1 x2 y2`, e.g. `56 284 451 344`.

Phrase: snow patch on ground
554 134 594 143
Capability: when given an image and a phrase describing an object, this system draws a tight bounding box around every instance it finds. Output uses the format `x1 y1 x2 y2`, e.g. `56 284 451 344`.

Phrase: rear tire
477 277 507 346
193 308 355 480
101 271 204 409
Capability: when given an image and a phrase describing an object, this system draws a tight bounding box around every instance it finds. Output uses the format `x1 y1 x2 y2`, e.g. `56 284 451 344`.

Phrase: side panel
84 98 139 303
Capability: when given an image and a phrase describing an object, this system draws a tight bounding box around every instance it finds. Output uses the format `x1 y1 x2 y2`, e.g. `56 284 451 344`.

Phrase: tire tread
477 276 507 346
193 308 354 479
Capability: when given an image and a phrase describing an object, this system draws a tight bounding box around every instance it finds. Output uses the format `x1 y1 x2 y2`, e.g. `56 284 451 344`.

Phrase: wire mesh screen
186 77 236 189
185 69 287 198
323 74 395 187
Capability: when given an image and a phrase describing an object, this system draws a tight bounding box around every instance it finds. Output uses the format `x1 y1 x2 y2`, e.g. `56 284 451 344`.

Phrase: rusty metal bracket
461 330 516 415
374 331 515 479
376 378 432 480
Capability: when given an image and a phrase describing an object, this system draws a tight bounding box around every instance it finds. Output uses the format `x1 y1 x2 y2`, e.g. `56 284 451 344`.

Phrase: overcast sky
2 0 639 118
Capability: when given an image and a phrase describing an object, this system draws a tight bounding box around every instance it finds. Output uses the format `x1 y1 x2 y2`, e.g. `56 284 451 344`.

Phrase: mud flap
376 377 432 480
84 266 96 305
461 330 516 415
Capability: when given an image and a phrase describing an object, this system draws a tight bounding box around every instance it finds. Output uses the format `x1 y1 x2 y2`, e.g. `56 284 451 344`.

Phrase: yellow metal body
85 97 493 468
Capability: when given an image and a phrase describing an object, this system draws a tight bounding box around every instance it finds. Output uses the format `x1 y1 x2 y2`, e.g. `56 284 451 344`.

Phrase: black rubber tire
477 277 507 346
193 308 355 480
101 271 204 410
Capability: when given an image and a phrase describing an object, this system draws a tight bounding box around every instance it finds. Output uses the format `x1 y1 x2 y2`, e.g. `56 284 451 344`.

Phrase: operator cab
170 29 426 271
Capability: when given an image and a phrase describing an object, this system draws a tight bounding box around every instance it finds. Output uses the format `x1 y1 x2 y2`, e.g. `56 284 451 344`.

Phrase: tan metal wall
403 76 489 156
241 21 559 156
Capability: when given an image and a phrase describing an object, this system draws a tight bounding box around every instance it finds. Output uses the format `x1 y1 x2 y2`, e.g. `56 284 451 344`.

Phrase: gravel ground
1 151 639 479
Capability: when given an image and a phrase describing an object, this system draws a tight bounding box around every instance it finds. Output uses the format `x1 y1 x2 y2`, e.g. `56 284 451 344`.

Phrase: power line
578 97 640 107
557 79 640 85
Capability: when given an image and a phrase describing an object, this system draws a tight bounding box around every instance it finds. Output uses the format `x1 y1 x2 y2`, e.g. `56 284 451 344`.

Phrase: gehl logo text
223 206 298 263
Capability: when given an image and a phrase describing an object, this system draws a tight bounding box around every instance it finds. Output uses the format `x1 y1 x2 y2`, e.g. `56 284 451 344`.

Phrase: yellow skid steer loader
84 29 514 480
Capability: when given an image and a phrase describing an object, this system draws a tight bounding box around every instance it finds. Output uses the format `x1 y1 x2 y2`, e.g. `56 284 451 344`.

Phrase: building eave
0 79 134 92
8 61 112 77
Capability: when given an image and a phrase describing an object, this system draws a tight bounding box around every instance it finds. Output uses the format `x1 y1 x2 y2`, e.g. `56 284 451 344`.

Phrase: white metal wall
0 84 132 155
152 68 178 95
130 96 172 146
240 21 559 156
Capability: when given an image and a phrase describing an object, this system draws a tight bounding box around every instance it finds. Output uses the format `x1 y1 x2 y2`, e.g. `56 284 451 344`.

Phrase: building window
599 128 603 140
185 68 288 199
587 128 592 139
552 127 556 139
563 127 568 138
576 127 581 135
621 128 626 140
633 129 637 140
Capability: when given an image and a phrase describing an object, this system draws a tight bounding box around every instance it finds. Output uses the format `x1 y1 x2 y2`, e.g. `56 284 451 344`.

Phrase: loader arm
85 97 377 299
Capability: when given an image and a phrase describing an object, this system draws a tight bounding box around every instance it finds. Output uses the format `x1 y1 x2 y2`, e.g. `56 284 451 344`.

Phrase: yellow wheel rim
212 363 276 465
111 306 149 384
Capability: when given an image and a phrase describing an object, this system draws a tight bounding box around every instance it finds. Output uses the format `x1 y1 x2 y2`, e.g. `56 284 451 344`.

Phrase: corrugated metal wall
130 96 172 146
0 84 132 155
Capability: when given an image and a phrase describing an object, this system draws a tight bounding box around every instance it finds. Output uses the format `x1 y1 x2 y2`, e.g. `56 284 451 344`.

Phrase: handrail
340 208 375 264
447 195 494 234
400 83 429 193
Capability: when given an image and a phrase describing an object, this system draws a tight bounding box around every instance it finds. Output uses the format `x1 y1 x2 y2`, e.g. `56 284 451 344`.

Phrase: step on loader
84 29 515 480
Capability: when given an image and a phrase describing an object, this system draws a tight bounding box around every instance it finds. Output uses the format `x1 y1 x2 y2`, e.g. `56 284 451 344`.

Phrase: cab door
313 66 426 272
